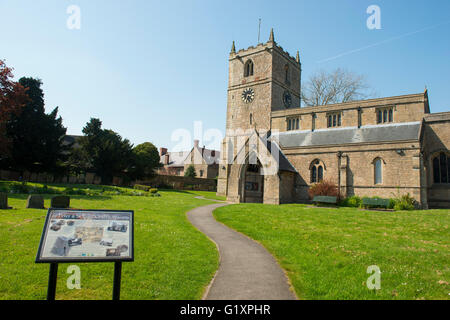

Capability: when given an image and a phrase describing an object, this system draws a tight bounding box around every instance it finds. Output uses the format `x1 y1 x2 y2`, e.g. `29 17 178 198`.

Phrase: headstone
51 196 70 208
26 195 44 209
0 192 11 209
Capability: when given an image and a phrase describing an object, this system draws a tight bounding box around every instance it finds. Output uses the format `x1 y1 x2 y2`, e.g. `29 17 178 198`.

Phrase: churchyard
0 181 221 300
0 180 448 300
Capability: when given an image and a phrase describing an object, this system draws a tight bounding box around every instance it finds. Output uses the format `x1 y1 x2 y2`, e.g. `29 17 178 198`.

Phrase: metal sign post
47 263 58 301
113 261 122 300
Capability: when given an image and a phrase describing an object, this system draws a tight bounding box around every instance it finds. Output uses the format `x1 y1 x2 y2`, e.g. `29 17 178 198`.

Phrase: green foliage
149 188 158 194
184 165 196 178
0 181 150 197
70 118 133 184
339 196 362 208
392 193 416 211
3 77 68 172
129 142 161 179
134 184 150 192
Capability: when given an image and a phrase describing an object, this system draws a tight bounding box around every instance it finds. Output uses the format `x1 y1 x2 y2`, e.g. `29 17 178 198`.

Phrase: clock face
283 90 292 108
241 88 255 104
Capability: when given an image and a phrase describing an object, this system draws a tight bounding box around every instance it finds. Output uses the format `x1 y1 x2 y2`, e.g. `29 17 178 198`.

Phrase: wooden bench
362 198 390 209
313 196 338 206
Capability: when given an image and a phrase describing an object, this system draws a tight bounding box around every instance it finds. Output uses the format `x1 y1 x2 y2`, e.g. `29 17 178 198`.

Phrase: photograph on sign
36 209 134 262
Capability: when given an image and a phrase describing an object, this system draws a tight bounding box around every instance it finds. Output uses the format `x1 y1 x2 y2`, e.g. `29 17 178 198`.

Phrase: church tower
225 29 302 134
217 29 302 198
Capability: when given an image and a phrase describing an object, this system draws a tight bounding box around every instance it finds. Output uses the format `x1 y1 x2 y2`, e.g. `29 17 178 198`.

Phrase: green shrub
388 199 396 209
340 196 362 208
149 188 158 194
184 165 196 178
134 184 150 192
9 182 30 194
392 193 416 211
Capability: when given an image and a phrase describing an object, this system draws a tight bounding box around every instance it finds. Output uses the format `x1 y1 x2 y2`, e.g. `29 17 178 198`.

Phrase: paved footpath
187 202 297 300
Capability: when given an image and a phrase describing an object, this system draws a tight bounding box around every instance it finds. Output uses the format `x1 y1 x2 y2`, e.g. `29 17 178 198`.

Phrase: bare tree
301 68 372 106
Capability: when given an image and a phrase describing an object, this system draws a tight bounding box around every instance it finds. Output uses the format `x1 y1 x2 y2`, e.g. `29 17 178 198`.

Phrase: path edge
210 206 300 300
186 199 229 300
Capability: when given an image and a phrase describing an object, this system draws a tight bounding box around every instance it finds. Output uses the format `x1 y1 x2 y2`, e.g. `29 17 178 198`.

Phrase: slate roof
160 151 188 167
265 139 297 173
272 122 421 148
160 147 220 167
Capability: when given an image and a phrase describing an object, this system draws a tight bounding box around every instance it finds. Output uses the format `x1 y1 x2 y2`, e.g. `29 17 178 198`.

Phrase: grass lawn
214 204 450 300
0 185 219 300
183 190 226 201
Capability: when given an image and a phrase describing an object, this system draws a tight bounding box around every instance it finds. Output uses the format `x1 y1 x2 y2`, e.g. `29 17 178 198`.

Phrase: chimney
160 147 168 156
202 145 205 156
194 140 199 148
211 150 215 157
164 154 170 165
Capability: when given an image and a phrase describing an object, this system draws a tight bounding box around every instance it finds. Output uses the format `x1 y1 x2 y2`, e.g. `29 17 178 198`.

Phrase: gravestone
51 196 70 208
0 192 11 209
26 195 44 209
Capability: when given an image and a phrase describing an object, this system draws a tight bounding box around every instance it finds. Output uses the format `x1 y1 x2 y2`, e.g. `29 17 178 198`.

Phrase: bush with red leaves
308 180 340 199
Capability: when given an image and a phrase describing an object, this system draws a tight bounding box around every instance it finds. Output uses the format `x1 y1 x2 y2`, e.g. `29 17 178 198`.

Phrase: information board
36 209 134 263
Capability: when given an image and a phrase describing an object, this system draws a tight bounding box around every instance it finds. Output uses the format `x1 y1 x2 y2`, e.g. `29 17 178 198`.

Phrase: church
216 29 450 209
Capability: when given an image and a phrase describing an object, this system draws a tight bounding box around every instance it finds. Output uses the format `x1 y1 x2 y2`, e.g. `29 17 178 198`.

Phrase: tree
4 77 67 172
301 68 372 106
73 118 134 184
184 164 196 178
0 60 28 156
129 142 161 179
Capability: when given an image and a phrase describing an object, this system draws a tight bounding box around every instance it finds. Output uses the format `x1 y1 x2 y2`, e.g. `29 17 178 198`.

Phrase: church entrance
242 162 264 203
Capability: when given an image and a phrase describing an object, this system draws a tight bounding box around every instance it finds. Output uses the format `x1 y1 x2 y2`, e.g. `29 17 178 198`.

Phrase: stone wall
284 140 424 203
0 170 217 192
422 113 450 208
137 175 217 191
1 170 107 186
271 92 429 132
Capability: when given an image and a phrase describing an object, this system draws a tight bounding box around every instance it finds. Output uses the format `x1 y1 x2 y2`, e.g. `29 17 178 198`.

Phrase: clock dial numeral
242 88 255 103
283 90 292 108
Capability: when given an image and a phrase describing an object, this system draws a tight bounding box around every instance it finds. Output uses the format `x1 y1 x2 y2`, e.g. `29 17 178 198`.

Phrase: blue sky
1 0 449 151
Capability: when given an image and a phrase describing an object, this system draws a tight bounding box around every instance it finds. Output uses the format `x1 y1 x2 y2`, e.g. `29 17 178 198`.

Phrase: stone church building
216 30 450 209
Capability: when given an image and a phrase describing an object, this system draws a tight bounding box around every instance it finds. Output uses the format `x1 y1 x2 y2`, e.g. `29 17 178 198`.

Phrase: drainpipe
337 151 342 199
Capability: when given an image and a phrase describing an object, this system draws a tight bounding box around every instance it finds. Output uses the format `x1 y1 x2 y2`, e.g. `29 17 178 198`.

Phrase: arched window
311 166 317 183
374 158 383 184
244 60 254 77
383 110 388 123
432 152 450 184
310 159 325 183
284 64 289 83
377 110 382 124
318 166 323 181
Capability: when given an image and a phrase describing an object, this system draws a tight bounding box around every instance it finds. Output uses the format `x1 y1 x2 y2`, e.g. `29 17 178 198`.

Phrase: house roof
160 151 188 167
272 121 422 148
160 147 220 167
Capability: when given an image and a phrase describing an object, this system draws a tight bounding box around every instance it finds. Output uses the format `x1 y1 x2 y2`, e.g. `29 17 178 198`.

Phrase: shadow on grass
6 193 112 201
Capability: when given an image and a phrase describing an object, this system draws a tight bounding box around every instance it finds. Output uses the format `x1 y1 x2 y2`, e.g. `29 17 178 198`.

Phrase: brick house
158 140 220 179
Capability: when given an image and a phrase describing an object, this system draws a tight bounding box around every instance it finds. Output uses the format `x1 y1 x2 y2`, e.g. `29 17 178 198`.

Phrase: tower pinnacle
269 28 275 42
231 41 236 54
296 51 300 63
